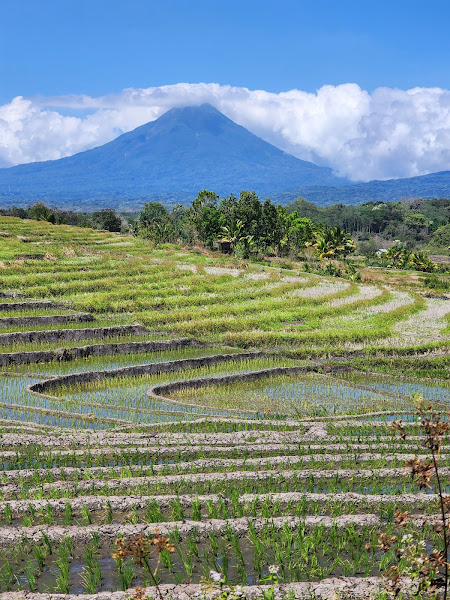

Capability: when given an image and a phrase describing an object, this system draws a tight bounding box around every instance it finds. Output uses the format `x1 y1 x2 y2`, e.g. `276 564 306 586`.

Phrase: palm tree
381 245 436 272
220 220 254 254
384 244 409 267
313 226 355 259
220 219 245 249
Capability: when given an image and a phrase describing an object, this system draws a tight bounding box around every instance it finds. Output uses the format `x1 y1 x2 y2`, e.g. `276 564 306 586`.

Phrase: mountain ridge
1 103 450 210
0 104 349 209
270 170 450 206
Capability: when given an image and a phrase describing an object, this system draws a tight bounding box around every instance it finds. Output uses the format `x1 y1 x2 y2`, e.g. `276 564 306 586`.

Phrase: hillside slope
0 104 348 209
273 171 450 205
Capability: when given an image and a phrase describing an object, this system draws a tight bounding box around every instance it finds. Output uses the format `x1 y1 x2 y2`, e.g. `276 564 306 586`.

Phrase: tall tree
92 209 122 232
262 199 288 253
286 213 314 253
136 202 173 242
234 191 263 240
188 190 222 247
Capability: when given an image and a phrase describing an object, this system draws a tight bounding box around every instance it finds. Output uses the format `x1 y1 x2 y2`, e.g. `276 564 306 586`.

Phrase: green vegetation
166 370 425 416
4 193 449 263
2 216 447 352
0 215 448 596
377 244 437 271
0 203 124 231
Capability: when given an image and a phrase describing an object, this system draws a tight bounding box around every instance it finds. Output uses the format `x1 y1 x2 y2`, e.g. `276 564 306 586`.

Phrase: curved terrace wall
147 363 438 417
148 365 317 413
27 351 263 394
0 313 94 327
0 324 151 346
0 337 206 367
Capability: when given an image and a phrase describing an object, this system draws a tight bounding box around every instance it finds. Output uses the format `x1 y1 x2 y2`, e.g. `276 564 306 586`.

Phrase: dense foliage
134 191 357 260
284 197 450 245
378 245 437 272
134 193 449 262
2 193 449 268
0 204 124 232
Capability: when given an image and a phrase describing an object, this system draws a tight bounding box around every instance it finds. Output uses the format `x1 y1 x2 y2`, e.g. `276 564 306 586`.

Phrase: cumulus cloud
1 82 450 182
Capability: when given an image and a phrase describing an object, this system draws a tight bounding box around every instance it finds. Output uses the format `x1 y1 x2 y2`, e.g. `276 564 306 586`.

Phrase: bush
423 274 450 291
430 223 450 249
379 244 437 272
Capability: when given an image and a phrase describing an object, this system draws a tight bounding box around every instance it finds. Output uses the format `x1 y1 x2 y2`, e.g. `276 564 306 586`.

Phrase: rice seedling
55 540 71 593
80 545 101 593
0 216 448 596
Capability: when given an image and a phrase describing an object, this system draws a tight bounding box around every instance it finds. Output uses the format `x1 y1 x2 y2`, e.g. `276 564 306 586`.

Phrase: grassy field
1 216 448 353
0 216 449 597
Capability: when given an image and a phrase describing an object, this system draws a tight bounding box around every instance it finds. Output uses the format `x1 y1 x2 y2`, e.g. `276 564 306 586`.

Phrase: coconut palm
313 226 356 259
220 219 254 253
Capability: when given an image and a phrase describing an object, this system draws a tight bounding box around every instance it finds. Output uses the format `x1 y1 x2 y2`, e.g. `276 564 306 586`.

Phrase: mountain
271 171 450 206
2 103 450 210
0 103 349 211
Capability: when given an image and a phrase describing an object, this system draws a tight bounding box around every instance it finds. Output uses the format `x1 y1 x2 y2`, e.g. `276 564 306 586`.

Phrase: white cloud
1 82 450 182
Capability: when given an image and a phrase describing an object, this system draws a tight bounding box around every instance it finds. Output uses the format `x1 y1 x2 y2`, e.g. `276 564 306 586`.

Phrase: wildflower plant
261 565 280 585
195 570 246 600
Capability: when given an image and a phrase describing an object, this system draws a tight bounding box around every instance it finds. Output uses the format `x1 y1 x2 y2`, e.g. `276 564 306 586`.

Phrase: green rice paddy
0 216 448 596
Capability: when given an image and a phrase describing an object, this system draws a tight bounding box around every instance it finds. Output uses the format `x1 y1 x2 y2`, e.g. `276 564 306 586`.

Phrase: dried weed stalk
368 398 450 599
113 529 175 600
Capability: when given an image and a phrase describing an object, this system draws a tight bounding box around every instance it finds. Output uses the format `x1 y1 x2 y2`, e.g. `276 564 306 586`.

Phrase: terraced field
0 217 449 598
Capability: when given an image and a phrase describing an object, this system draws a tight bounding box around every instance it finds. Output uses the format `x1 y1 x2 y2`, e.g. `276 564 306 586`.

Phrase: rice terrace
0 214 447 599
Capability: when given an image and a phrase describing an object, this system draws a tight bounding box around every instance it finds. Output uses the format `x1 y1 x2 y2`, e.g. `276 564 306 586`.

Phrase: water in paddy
2 538 384 592
338 372 449 404
258 376 405 414
0 348 257 427
171 372 409 416
0 374 112 429
54 359 300 421
0 516 442 592
3 353 441 429
373 414 421 422
0 373 203 428
64 379 257 421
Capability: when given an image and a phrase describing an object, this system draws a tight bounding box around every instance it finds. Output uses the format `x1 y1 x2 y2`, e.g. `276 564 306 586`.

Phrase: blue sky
2 0 450 180
2 0 450 103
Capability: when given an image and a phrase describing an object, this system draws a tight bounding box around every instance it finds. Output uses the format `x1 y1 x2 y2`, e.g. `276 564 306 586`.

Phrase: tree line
133 191 450 256
2 192 449 258
134 191 355 259
0 203 123 232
